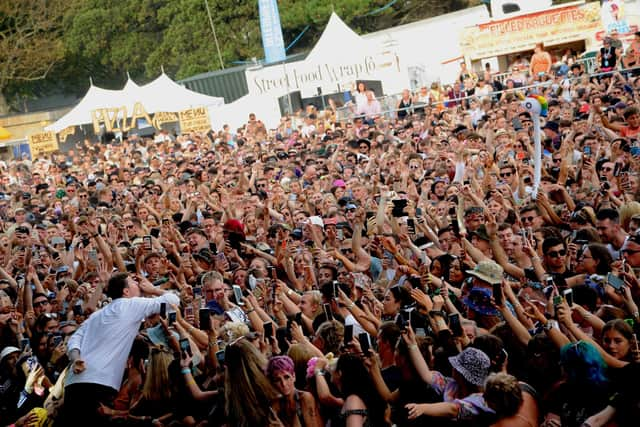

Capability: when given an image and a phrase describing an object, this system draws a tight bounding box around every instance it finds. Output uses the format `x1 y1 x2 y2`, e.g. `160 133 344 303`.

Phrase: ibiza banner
259 0 286 63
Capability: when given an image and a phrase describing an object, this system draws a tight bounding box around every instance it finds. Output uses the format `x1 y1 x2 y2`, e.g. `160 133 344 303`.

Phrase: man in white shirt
61 272 179 425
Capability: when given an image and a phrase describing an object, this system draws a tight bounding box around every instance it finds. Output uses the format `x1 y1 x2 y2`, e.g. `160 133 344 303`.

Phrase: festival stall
244 13 408 100
43 73 224 152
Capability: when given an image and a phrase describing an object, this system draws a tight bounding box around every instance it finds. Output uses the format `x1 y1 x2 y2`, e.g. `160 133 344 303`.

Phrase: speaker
277 91 303 115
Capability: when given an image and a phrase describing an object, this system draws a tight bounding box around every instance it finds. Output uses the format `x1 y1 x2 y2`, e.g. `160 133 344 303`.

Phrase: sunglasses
521 216 536 223
547 250 566 258
500 172 513 178
602 167 613 172
621 248 640 255
33 300 49 307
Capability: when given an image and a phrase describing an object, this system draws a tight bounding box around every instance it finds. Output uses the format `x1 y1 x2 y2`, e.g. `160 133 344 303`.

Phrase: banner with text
179 107 211 133
259 0 286 63
460 3 602 59
28 131 59 157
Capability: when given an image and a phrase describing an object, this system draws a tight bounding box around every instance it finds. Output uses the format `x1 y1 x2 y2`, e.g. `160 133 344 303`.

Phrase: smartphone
268 266 277 281
216 252 227 264
179 338 192 357
563 289 574 306
150 228 160 238
344 324 354 345
336 228 344 240
583 146 591 157
264 321 274 339
168 312 177 325
72 304 84 316
543 285 554 299
193 286 202 297
232 285 244 305
449 313 463 336
53 335 63 347
631 146 640 157
553 295 563 306
323 303 333 321
143 235 152 251
607 272 625 292
184 305 194 317
20 338 30 351
88 248 98 264
215 349 225 365
407 218 416 235
358 332 371 354
160 302 167 319
294 312 303 325
492 282 503 306
332 281 339 299
199 308 211 330
613 163 621 177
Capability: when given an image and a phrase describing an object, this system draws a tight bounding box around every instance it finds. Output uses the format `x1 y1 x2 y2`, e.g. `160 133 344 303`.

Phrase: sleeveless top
600 46 617 69
531 53 551 75
398 98 413 119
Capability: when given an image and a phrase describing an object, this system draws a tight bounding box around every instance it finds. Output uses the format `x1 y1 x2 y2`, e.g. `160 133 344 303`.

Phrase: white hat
0 346 20 363
306 216 324 229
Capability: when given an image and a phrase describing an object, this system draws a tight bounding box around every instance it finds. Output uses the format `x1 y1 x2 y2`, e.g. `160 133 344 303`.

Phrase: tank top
531 53 551 75
600 46 617 70
398 98 413 119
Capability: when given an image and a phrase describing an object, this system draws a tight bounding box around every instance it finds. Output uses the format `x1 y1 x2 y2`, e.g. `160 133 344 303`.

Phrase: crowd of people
3 36 640 427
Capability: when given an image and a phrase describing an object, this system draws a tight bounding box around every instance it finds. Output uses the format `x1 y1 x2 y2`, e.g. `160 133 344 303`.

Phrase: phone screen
344 324 354 344
232 285 245 305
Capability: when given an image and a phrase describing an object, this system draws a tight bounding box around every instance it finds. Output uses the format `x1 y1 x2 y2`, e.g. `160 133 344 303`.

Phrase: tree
0 0 69 114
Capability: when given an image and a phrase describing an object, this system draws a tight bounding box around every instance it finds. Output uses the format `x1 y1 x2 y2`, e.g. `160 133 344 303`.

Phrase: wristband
181 368 191 375
245 309 255 314
314 369 326 376
408 344 419 350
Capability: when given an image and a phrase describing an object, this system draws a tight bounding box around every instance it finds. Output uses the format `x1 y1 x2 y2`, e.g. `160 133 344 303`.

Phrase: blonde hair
141 348 173 402
619 202 640 231
221 322 250 343
224 338 279 426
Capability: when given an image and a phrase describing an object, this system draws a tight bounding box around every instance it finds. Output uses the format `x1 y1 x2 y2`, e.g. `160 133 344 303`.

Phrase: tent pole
204 0 225 70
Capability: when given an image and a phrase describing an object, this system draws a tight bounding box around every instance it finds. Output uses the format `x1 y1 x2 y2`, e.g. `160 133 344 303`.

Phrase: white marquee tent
46 73 224 133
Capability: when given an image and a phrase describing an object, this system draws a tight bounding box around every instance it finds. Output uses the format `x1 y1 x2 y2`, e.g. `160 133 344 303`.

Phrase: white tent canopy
244 13 408 98
46 73 224 133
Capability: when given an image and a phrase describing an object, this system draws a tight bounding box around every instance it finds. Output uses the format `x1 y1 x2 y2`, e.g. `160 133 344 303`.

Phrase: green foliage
5 0 478 107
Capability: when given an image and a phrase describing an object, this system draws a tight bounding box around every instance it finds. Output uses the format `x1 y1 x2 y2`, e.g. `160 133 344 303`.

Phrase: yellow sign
179 107 211 133
91 102 153 133
59 126 76 142
28 131 59 157
152 112 179 129
460 3 602 59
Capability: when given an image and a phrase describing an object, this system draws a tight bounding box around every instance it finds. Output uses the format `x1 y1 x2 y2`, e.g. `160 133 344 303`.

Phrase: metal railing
492 57 598 85
335 63 640 122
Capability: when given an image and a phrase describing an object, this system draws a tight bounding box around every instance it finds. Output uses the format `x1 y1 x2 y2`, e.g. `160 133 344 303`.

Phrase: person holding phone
61 272 179 425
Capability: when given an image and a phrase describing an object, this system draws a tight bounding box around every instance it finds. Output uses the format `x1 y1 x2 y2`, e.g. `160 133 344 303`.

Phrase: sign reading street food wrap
29 131 59 157
460 3 602 59
179 107 211 133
